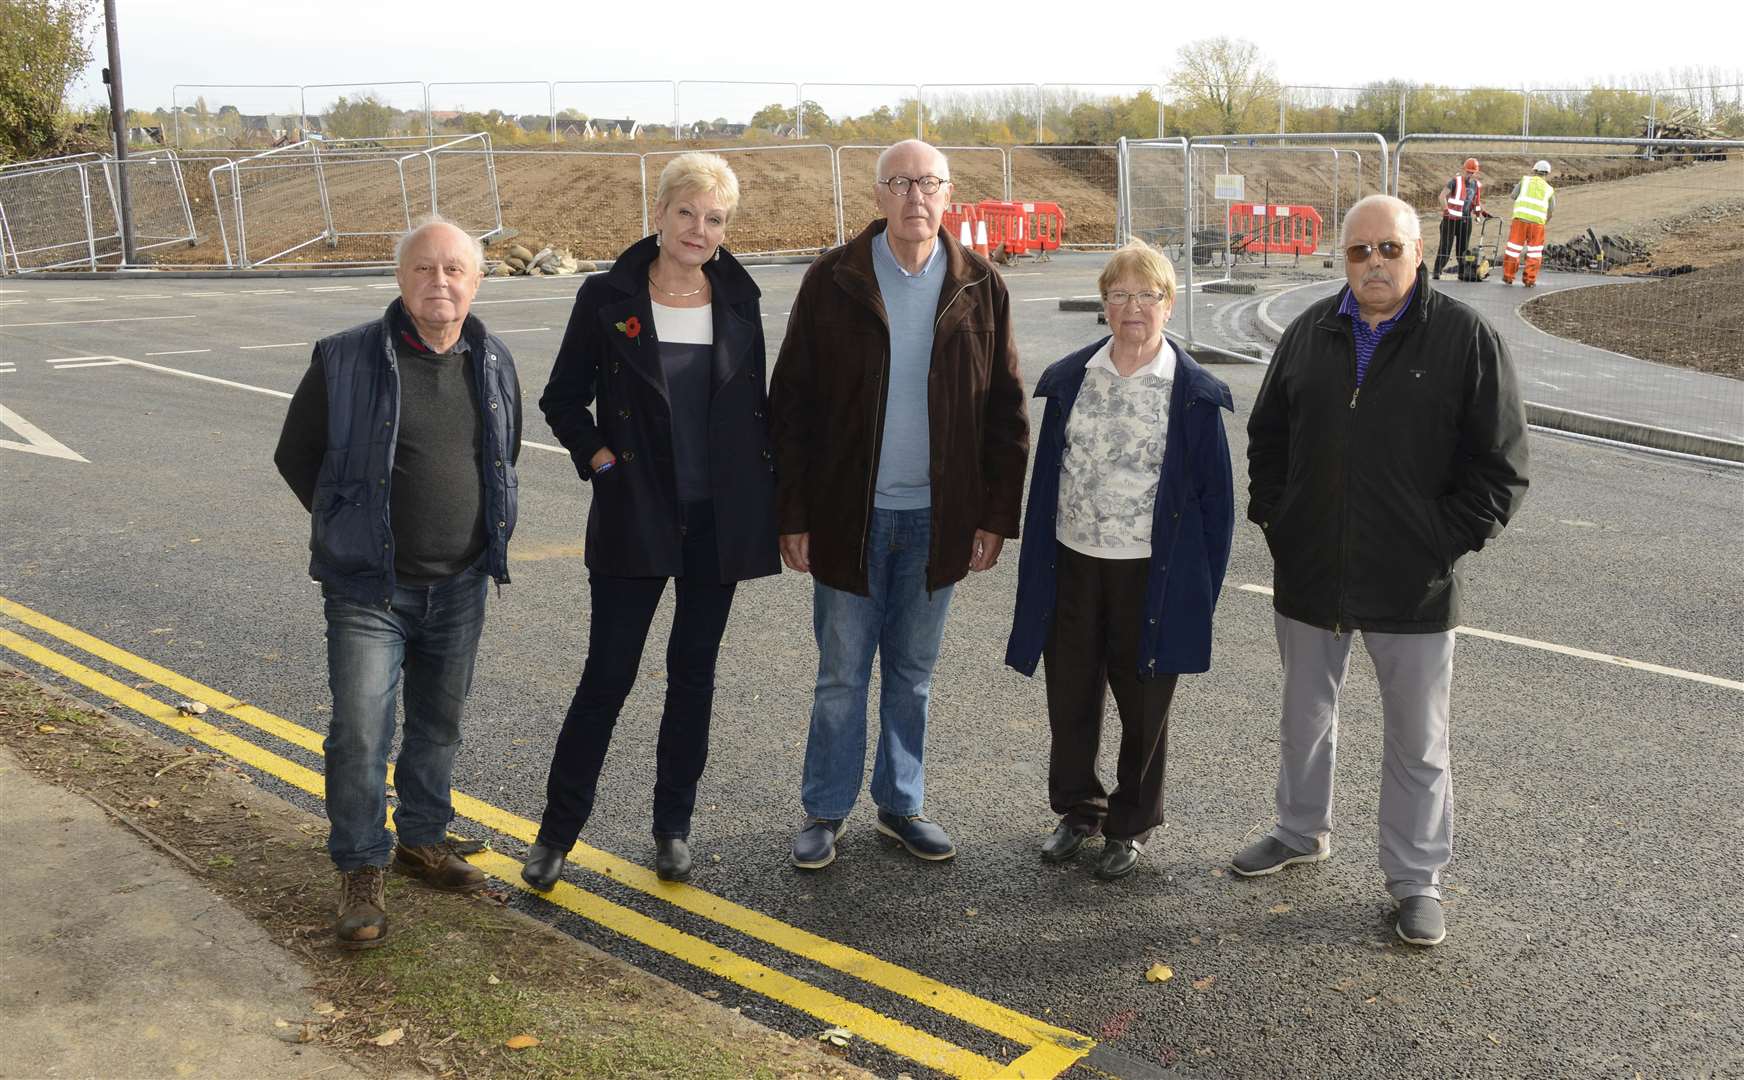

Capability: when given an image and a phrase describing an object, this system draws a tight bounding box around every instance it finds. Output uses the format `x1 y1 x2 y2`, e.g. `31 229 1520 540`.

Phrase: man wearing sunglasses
770 140 1029 871
1237 194 1529 948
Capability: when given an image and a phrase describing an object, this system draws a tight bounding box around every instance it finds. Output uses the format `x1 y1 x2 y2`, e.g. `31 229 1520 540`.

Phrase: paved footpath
0 744 372 1080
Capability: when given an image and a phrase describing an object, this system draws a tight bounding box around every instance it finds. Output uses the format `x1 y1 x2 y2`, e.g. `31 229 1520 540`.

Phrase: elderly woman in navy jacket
1005 240 1235 881
523 153 779 888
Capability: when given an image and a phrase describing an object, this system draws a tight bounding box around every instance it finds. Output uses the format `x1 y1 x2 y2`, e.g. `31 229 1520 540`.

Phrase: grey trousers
1268 612 1455 900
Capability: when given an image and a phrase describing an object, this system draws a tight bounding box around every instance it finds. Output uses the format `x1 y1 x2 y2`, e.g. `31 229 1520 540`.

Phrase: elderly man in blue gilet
275 215 522 950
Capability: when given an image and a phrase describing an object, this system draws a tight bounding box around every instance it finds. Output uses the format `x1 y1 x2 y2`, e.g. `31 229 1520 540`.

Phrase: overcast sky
77 0 1743 118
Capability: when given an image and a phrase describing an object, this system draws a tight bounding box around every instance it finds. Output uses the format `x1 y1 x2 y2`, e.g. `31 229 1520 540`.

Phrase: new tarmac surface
2 261 1741 1078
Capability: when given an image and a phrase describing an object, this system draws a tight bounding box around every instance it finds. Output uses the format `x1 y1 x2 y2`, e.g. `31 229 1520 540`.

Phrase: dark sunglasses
1345 240 1407 263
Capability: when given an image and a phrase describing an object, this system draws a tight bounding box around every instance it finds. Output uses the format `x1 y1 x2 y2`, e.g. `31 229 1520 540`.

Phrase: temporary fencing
1395 134 1744 453
1008 146 1120 248
833 145 1007 243
0 152 198 272
645 144 840 257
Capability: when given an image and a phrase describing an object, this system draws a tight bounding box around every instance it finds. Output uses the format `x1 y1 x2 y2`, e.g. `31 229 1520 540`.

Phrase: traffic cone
974 218 990 257
959 220 973 249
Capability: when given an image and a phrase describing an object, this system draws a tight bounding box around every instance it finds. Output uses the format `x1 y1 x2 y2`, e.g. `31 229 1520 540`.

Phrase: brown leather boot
393 840 486 893
335 865 388 950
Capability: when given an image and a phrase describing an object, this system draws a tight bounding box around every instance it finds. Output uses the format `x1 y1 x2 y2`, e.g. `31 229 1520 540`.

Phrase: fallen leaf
710 853 722 863
964 908 978 917
1192 976 1216 990
486 974 501 985
817 1027 854 1047
35 723 60 734
312 1002 336 1016
1209 867 1225 877
175 701 208 716
1268 902 1292 915
274 1018 290 1028
504 1034 540 1050
1188 935 1202 945
702 990 722 1000
1487 1033 1503 1046
1145 963 1174 983
371 1027 404 1047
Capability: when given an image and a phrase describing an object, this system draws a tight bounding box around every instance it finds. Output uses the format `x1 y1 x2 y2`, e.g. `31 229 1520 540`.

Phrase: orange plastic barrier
1227 203 1322 255
975 200 1067 256
942 201 980 241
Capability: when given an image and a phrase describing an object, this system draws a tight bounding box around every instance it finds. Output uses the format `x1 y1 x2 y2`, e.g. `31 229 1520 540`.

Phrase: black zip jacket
1247 266 1529 633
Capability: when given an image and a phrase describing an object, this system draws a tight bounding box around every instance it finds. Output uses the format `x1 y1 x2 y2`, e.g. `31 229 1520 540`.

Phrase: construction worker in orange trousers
1432 157 1489 280
1504 161 1556 287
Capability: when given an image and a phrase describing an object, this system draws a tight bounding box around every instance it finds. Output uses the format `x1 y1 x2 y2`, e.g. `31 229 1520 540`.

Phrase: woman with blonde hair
525 153 778 887
1005 240 1236 881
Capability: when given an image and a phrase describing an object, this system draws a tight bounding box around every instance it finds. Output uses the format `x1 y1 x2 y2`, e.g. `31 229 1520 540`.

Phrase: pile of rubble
490 244 596 277
1543 228 1651 272
1640 107 1731 160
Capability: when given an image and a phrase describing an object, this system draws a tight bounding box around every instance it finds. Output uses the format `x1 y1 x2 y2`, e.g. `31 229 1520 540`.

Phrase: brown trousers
1042 543 1179 844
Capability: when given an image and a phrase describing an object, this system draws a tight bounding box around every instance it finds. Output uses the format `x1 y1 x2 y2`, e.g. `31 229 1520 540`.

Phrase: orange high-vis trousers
1503 219 1546 285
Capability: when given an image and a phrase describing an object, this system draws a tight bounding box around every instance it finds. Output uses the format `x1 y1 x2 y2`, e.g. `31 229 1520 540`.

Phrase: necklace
649 274 708 299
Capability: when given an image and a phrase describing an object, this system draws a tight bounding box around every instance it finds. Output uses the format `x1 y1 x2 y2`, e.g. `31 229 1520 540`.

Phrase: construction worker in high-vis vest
1503 161 1555 287
1432 157 1488 280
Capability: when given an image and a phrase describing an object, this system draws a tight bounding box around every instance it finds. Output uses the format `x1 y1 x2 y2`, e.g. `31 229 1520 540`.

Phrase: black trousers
1042 543 1179 844
538 502 736 845
1433 217 1472 276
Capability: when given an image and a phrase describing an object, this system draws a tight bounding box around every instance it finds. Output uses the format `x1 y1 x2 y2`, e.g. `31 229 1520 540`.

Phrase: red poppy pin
615 315 641 342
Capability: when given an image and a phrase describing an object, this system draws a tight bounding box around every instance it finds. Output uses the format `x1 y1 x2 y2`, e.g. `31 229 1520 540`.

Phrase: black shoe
1431 272 1441 280
521 840 567 891
655 837 692 882
792 817 846 870
1040 819 1095 864
1094 838 1143 880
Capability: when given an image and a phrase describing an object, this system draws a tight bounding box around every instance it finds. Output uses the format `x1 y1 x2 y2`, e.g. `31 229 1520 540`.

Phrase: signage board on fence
1214 173 1244 201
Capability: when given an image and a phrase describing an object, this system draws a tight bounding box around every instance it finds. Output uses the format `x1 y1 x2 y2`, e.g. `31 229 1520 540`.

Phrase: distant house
766 123 799 139
430 110 463 128
641 123 673 139
241 114 305 139
588 118 641 140
128 125 166 145
684 121 748 139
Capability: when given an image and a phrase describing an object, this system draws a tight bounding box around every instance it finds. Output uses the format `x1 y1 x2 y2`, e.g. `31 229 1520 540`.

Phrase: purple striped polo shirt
1338 282 1416 386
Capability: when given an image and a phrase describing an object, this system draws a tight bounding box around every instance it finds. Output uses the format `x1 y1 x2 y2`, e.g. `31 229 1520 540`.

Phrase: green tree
0 0 97 162
1166 36 1280 135
324 93 395 139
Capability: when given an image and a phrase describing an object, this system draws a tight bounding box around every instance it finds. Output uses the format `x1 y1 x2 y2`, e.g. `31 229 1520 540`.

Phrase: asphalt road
2 261 1741 1079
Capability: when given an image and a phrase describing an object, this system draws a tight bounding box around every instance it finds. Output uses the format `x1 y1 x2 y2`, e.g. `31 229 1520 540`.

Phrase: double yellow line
0 594 1093 1079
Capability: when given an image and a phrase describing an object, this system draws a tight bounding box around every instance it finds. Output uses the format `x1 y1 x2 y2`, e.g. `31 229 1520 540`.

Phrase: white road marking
1003 272 1045 276
0 401 87 462
45 297 107 304
4 314 197 329
470 296 573 306
182 291 232 297
53 360 127 369
368 283 400 289
494 327 551 334
1019 296 1062 303
524 440 564 455
145 349 212 357
1235 584 1742 691
239 342 309 350
43 355 116 365
117 294 171 300
307 285 357 292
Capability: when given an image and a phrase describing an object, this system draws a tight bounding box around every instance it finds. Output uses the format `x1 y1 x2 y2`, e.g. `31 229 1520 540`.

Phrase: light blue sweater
870 230 945 510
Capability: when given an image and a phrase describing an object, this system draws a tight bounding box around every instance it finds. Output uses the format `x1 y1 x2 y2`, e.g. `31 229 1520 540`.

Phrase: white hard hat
1533 160 1551 173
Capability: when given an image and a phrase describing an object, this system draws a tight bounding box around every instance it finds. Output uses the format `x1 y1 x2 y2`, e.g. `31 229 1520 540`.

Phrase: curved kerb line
0 595 1094 1075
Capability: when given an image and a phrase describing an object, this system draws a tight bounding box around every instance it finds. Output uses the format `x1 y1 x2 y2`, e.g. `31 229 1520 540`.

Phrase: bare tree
1166 36 1281 135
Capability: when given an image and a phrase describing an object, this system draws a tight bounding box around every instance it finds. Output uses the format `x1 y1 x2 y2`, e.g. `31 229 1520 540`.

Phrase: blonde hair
1098 240 1177 304
654 152 741 221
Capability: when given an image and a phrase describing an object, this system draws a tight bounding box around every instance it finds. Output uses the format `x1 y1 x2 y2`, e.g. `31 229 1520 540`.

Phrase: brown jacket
770 220 1029 595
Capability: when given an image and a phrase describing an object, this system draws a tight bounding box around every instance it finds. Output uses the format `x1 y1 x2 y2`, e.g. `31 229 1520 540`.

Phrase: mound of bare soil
1520 259 1744 377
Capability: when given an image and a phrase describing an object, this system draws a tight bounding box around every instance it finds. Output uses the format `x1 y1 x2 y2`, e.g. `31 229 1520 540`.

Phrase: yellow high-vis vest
1513 175 1553 224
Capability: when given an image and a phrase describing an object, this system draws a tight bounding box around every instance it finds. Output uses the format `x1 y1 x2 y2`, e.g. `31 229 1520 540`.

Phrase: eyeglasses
1345 240 1408 263
1104 290 1167 307
878 175 949 196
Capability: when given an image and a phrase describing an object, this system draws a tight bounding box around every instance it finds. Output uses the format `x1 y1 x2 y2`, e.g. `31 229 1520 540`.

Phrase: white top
651 300 713 345
1057 339 1176 559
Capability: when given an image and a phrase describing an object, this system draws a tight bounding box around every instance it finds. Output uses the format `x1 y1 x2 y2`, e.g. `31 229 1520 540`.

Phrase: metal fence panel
919 84 1037 144
0 161 99 271
675 81 799 139
797 84 920 142
1396 134 1744 446
170 84 300 148
1039 84 1163 142
1008 146 1120 248
477 149 645 261
301 82 429 141
428 82 555 143
550 81 677 140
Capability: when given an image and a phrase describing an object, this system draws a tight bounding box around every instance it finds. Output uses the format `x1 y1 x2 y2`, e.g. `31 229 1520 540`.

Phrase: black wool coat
540 235 779 582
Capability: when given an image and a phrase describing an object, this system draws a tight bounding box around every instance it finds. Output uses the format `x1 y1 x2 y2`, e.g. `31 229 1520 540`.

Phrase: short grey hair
394 214 485 275
875 139 950 183
1340 194 1421 248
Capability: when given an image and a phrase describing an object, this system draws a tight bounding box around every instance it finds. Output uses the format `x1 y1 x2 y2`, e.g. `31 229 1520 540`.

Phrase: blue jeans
802 507 955 820
322 568 489 871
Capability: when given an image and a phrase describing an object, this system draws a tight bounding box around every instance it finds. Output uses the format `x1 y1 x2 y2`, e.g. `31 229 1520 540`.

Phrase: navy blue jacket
541 235 779 583
1005 338 1235 677
275 300 522 606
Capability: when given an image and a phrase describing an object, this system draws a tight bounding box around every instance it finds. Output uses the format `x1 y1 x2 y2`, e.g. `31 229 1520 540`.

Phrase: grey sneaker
1396 895 1446 946
1230 835 1330 877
